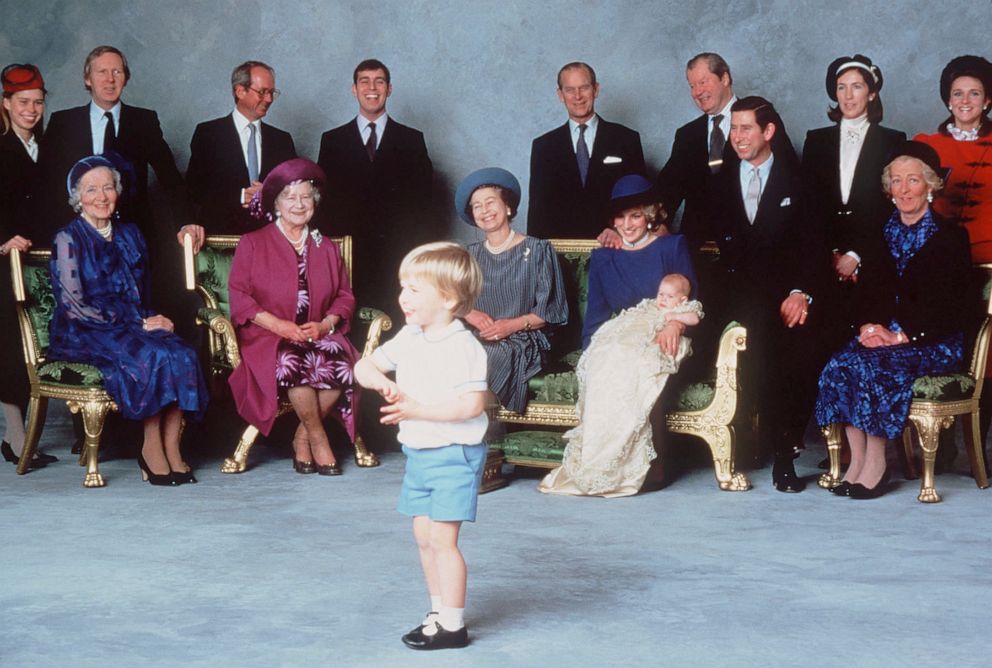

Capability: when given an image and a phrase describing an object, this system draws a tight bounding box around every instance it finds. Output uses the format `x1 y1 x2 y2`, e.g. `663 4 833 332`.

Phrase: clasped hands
833 252 859 283
858 323 905 348
465 310 518 341
142 314 175 332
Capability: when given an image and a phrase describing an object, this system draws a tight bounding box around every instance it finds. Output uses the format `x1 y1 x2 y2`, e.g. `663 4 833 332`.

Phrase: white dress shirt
568 114 599 155
838 114 870 205
357 113 388 150
709 96 736 152
89 101 121 155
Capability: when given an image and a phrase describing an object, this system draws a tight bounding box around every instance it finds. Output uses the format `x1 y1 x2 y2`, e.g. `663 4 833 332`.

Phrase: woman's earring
891 197 898 205
507 209 512 216
927 192 934 203
949 104 954 111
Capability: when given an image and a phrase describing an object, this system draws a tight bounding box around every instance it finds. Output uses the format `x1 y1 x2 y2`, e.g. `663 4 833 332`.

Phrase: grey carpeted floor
1 405 989 668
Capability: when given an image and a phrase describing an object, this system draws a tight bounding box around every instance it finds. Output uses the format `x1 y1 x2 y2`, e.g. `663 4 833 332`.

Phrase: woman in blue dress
815 142 971 499
454 167 568 413
581 175 697 350
48 156 208 486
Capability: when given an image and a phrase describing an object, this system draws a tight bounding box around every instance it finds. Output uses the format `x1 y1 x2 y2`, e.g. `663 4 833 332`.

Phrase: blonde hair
881 156 944 194
398 242 483 317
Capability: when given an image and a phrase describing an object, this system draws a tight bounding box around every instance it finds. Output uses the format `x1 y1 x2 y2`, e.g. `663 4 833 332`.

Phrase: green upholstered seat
36 361 104 388
491 431 567 465
194 246 235 317
911 374 976 401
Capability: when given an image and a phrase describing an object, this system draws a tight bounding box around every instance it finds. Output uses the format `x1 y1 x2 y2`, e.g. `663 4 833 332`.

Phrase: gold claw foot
818 472 842 489
83 472 106 488
918 487 942 503
220 457 246 474
354 451 380 467
719 472 752 491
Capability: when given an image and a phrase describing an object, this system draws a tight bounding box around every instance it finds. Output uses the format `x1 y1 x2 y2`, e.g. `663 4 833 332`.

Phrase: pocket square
603 156 623 164
780 197 791 207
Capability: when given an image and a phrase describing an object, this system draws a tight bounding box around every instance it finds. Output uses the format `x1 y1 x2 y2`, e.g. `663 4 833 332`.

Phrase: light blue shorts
398 444 487 522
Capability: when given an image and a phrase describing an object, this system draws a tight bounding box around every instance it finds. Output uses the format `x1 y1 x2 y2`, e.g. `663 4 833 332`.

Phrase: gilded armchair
9 248 118 487
186 234 392 473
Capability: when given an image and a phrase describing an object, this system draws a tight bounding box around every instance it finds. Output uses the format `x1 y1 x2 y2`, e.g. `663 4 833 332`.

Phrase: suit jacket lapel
554 122 582 187
224 114 250 182
849 124 882 202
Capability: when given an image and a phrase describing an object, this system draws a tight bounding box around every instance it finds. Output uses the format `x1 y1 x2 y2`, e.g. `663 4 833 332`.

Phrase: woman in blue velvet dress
581 175 697 350
48 156 208 485
815 142 970 499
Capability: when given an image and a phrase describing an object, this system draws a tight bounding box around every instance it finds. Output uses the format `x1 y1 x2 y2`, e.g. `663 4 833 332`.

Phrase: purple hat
66 155 116 194
250 158 326 221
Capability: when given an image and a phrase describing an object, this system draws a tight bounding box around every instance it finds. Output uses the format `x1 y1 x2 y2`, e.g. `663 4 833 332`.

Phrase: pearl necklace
87 221 112 241
276 220 308 254
621 232 650 249
485 229 516 254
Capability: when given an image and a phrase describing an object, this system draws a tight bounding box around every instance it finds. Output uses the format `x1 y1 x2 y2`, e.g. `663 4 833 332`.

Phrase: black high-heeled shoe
137 452 178 486
850 468 892 500
172 466 197 485
2 441 48 469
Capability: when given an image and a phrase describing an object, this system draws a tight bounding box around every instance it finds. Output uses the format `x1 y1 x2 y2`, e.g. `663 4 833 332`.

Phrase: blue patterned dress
48 217 208 420
274 247 356 430
815 211 964 439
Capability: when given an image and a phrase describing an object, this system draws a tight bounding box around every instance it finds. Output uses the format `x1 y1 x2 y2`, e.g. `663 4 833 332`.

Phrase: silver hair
230 60 274 101
67 167 123 212
881 157 944 195
277 179 322 207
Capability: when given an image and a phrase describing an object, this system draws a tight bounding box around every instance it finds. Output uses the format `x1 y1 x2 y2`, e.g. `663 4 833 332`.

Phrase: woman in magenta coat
229 159 359 475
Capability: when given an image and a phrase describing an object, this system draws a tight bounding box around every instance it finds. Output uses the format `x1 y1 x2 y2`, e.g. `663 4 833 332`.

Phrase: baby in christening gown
539 273 703 497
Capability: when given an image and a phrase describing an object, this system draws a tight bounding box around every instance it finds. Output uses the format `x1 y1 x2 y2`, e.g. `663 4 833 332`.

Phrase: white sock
438 606 464 631
2 403 25 454
429 595 442 613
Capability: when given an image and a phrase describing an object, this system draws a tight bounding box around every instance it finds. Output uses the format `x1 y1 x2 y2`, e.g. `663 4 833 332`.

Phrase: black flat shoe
772 458 806 493
316 461 342 476
293 458 316 474
138 452 179 486
402 621 469 650
401 612 439 646
850 469 892 500
2 441 48 469
829 481 853 497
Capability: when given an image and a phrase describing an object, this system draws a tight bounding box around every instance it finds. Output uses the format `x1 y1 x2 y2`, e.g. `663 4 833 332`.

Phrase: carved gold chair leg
962 410 990 488
352 434 380 467
16 395 48 475
694 423 751 491
818 424 844 489
221 423 260 473
908 414 953 503
69 399 113 488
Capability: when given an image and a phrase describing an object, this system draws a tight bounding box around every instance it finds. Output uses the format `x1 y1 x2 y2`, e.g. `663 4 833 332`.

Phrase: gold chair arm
199 308 241 369
358 308 393 358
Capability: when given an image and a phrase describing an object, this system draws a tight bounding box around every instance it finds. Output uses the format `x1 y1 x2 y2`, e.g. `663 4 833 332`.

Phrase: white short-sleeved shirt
373 319 489 449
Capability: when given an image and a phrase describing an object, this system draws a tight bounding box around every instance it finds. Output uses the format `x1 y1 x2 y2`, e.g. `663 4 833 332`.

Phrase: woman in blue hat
455 167 568 413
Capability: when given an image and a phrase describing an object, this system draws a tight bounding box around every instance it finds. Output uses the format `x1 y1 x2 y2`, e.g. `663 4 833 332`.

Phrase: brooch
311 229 323 247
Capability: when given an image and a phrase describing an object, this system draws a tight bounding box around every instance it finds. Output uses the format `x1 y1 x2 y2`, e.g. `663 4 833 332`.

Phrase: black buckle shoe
402 621 469 650
772 458 806 493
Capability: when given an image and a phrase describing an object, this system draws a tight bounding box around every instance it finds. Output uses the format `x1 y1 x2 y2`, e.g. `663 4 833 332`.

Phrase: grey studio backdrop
4 0 990 242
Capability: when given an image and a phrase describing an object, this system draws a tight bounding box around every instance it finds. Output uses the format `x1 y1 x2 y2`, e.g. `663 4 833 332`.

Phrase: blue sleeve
581 251 611 349
666 235 698 298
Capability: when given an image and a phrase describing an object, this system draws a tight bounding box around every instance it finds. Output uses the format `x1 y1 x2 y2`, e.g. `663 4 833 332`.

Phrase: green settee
487 238 752 493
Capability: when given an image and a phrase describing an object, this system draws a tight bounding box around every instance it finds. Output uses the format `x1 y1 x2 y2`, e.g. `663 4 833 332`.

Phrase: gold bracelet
522 316 532 331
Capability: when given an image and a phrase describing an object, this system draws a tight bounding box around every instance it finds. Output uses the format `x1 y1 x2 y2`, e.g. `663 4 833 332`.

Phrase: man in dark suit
710 96 828 493
41 45 183 243
183 60 297 244
657 53 739 253
528 62 645 240
316 58 433 313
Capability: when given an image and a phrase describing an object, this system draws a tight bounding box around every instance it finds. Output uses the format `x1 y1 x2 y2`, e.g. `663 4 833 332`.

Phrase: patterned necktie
366 121 377 162
745 167 761 223
708 114 725 174
103 111 116 153
576 123 590 186
246 123 259 183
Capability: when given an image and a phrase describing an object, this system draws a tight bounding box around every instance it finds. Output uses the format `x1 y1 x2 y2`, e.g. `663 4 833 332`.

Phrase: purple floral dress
275 247 356 429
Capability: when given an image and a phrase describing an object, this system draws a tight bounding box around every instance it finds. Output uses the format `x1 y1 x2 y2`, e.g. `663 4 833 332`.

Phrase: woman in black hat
914 55 992 262
454 167 568 414
801 55 906 356
815 142 970 499
0 64 56 469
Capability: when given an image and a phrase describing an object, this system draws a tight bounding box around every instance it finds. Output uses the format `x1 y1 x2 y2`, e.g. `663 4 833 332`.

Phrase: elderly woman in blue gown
454 167 568 413
48 156 208 485
815 142 970 499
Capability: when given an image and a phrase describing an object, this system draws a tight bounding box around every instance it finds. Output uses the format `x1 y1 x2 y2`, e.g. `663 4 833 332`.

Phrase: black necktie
366 122 377 162
576 124 590 186
103 111 116 153
708 114 725 174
